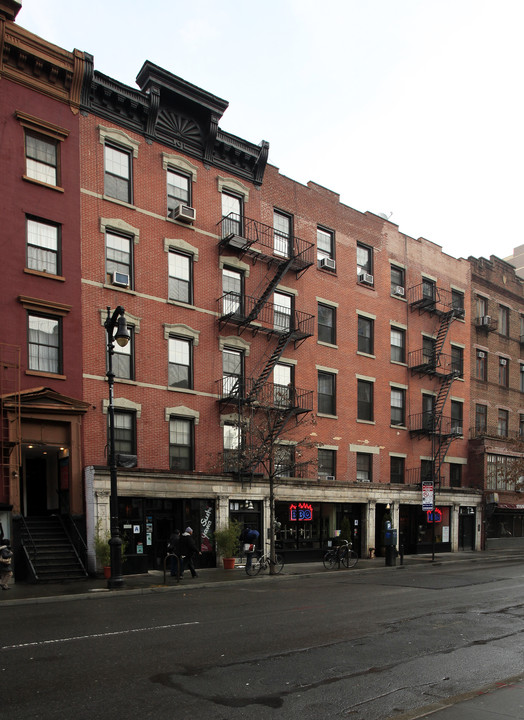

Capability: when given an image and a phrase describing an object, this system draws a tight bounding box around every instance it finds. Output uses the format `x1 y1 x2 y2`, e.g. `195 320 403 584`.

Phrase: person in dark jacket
167 529 181 577
239 526 259 570
180 527 201 578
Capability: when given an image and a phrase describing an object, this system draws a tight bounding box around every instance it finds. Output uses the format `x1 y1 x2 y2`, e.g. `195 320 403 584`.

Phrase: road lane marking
1 621 199 651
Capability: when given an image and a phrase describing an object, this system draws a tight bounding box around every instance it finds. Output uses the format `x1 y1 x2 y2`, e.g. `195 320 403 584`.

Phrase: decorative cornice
81 59 268 185
1 20 84 111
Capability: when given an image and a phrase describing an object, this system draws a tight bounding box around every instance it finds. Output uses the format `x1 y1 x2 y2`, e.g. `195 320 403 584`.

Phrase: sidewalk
1 547 523 607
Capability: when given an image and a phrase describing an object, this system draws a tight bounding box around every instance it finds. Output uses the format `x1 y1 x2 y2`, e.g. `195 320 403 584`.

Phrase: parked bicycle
323 539 358 570
245 544 285 576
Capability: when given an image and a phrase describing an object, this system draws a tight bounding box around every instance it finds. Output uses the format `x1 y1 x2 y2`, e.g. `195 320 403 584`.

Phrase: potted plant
95 522 128 578
214 519 241 569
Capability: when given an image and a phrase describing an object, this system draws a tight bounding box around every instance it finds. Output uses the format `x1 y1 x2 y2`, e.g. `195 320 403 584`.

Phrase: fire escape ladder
433 310 454 366
245 332 293 403
243 256 295 326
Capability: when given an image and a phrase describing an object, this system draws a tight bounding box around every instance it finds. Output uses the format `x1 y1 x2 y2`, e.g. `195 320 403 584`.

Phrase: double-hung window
357 379 373 421
422 336 436 367
475 404 487 434
422 277 436 304
273 210 292 257
223 348 243 397
451 345 464 378
520 364 524 393
452 290 465 316
391 388 406 426
498 408 509 437
221 192 242 237
222 267 243 316
169 251 192 304
275 444 294 477
167 169 191 217
104 143 132 203
476 350 487 381
28 313 61 374
390 327 405 363
169 417 194 471
356 453 372 482
390 456 405 484
358 315 374 354
390 265 405 296
113 411 136 456
357 243 373 281
499 305 510 337
223 423 240 472
317 227 335 268
106 231 132 287
274 291 292 332
113 326 134 380
499 357 509 387
25 132 58 186
318 371 336 415
26 217 60 275
274 363 293 407
318 449 336 478
318 303 336 344
450 400 463 434
169 337 192 389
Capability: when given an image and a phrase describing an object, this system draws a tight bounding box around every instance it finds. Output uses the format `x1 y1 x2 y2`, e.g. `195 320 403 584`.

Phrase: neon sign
427 508 442 523
289 503 313 521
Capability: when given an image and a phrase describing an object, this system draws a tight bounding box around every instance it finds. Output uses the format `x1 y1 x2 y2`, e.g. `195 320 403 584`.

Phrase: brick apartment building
1 4 488 579
78 52 481 570
0 1 88 553
469 256 524 548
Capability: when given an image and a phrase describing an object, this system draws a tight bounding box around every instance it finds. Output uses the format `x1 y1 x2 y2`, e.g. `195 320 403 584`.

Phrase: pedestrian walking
167 529 181 577
180 527 201 578
0 540 13 590
239 525 259 570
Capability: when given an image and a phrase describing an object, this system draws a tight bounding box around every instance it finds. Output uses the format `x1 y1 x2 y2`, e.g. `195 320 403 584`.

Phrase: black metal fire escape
217 213 315 477
407 282 464 488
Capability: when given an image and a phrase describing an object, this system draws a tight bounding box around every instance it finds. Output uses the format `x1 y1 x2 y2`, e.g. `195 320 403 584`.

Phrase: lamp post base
107 575 124 589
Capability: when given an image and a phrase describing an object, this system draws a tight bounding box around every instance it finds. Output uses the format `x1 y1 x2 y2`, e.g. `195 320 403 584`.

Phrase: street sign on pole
422 481 434 511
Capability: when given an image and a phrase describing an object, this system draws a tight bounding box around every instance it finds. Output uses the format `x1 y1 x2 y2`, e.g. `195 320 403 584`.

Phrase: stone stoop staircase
20 516 88 582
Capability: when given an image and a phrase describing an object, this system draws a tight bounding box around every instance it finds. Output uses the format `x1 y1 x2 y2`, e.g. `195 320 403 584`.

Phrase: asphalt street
2 553 524 719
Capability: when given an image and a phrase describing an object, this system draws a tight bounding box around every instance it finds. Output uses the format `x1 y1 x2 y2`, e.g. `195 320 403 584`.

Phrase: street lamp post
104 305 130 589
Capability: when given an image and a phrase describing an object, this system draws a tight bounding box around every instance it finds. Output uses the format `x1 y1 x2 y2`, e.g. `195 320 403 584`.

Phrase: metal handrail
55 514 88 575
18 515 38 581
218 292 314 338
217 213 314 270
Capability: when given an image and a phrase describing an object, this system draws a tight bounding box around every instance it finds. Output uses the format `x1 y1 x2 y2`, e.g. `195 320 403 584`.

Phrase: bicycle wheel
323 551 337 570
245 555 262 576
342 549 358 568
271 554 284 574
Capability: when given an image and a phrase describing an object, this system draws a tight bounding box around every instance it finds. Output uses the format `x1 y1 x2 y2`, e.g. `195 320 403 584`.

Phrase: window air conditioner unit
500 358 507 366
325 475 335 482
481 315 491 326
173 204 196 223
394 285 405 296
320 257 336 270
452 426 463 436
477 351 485 358
359 272 374 285
112 271 129 288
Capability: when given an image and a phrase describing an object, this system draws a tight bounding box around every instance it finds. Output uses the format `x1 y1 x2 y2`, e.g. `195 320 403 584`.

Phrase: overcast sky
17 0 524 262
